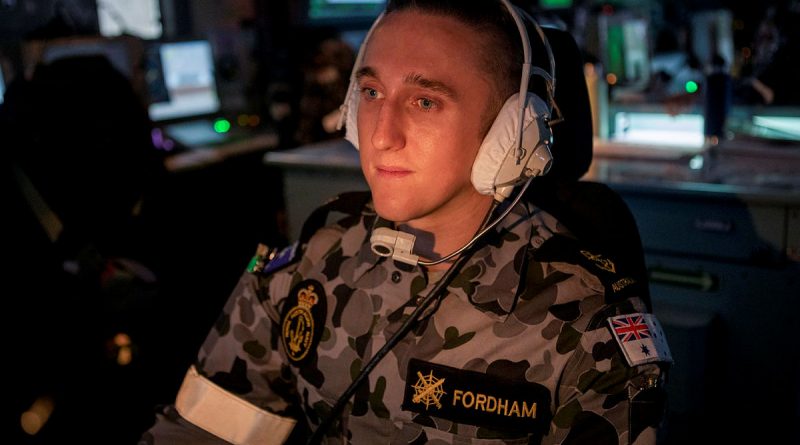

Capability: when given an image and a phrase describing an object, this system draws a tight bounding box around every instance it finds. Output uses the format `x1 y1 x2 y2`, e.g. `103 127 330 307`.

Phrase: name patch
402 359 551 435
281 279 326 366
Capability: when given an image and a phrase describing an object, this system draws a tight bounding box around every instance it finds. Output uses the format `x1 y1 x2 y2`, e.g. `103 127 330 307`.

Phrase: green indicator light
685 81 699 94
214 119 231 133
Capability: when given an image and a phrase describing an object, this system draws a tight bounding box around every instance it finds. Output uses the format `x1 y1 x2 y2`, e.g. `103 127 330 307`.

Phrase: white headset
336 0 558 266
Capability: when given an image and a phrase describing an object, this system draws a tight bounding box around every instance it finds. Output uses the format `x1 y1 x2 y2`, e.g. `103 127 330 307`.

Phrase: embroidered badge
608 313 673 367
611 276 636 292
411 370 447 410
281 279 326 365
580 249 616 273
402 359 551 436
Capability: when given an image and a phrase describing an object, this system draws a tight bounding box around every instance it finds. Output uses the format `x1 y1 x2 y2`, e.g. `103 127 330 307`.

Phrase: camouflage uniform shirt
143 197 669 444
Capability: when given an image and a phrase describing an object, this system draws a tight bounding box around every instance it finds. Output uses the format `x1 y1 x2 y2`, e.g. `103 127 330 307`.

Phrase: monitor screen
146 40 221 122
539 0 573 10
751 115 800 142
307 0 385 23
611 111 704 148
0 68 5 105
599 14 651 90
97 0 163 40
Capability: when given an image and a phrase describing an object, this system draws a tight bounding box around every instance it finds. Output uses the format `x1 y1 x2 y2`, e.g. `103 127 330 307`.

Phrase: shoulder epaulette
532 234 648 305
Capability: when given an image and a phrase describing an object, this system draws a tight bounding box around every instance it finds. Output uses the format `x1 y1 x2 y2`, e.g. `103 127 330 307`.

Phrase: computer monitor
302 0 385 25
750 115 800 142
598 13 651 91
145 40 221 122
0 68 5 106
538 0 573 10
97 0 163 40
611 111 705 149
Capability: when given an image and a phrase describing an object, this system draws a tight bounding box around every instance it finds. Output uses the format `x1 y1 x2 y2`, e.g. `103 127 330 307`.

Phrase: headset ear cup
471 92 551 196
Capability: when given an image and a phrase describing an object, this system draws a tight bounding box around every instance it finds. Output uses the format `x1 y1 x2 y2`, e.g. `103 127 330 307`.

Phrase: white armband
175 366 296 445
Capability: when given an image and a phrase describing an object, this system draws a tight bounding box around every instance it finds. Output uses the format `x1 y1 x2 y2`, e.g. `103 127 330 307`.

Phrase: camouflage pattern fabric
143 197 669 444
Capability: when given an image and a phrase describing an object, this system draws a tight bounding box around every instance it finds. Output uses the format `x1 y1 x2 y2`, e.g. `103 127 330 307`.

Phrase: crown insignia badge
281 280 326 365
297 285 319 308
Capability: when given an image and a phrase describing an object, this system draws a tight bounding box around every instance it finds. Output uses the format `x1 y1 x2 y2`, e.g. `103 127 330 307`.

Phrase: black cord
305 204 498 444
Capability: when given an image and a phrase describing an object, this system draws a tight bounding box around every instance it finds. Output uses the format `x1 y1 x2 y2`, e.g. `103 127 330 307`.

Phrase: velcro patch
402 359 551 435
607 313 673 366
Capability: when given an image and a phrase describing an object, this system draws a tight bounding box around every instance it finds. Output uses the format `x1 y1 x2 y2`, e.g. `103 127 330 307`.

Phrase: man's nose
370 101 405 151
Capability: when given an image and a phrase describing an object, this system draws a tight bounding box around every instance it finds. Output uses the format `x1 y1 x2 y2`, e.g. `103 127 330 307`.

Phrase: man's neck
399 195 494 271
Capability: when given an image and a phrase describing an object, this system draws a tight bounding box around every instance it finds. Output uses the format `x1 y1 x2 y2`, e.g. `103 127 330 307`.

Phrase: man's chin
372 198 418 224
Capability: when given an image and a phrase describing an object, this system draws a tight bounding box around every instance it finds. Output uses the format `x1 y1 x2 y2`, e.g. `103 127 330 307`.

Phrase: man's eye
362 88 379 99
417 98 435 110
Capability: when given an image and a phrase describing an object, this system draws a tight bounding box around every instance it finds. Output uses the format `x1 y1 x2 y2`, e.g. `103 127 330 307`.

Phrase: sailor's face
357 10 495 228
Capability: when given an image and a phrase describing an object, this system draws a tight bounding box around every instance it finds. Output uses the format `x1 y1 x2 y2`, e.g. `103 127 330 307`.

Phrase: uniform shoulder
531 233 673 367
532 232 648 307
248 191 373 276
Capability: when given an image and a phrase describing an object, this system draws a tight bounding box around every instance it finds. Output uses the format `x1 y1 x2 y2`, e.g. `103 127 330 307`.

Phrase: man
141 1 671 444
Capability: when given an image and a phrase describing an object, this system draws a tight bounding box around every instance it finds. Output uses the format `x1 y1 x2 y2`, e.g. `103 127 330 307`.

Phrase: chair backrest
3 55 164 255
526 27 651 308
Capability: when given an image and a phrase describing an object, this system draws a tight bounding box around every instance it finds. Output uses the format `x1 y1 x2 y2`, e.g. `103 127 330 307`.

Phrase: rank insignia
580 249 616 273
281 279 326 366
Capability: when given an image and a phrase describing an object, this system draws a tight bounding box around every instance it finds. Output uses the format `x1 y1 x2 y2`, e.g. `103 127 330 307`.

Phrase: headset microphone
370 227 419 264
369 170 537 267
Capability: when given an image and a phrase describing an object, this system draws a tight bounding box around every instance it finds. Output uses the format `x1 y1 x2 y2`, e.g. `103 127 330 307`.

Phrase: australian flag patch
607 313 673 367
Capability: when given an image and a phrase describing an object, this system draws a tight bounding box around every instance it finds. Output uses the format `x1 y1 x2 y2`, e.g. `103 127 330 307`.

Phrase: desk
592 138 800 442
165 132 280 173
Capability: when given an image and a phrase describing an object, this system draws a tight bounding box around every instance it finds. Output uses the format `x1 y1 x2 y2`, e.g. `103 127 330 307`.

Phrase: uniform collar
351 201 535 322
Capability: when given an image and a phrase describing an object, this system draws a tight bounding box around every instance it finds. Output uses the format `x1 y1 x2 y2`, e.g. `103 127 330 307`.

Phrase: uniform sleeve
141 270 306 445
139 405 236 445
543 307 668 445
530 232 670 444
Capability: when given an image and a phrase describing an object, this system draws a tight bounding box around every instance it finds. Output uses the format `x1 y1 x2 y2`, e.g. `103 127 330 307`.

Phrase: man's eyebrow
356 66 375 79
355 67 458 99
405 73 458 99
356 66 377 80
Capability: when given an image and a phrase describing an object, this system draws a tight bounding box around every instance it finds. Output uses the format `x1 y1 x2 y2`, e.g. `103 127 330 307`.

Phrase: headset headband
337 0 557 159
